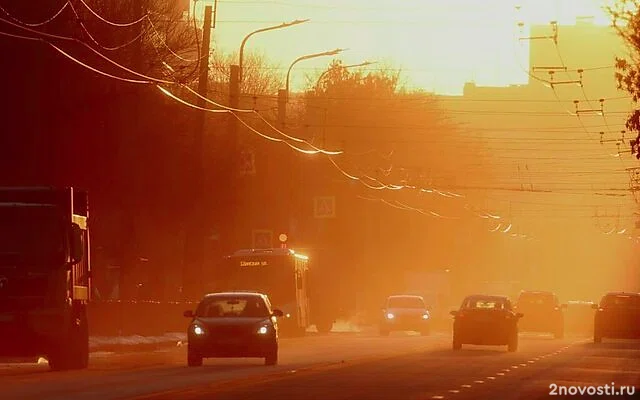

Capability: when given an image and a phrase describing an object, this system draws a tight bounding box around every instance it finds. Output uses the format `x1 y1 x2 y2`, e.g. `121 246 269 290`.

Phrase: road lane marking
461 384 472 388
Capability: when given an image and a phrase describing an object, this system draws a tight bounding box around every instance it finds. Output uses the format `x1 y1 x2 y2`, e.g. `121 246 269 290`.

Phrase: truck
214 248 311 337
0 187 90 370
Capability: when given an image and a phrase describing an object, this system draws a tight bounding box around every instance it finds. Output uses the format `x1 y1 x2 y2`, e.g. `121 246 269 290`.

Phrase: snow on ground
89 332 187 349
88 319 371 350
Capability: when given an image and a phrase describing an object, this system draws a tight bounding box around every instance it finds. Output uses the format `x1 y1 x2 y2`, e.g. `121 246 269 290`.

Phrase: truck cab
0 187 91 370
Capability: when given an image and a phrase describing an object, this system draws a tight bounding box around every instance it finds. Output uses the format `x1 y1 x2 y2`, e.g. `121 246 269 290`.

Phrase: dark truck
0 187 90 370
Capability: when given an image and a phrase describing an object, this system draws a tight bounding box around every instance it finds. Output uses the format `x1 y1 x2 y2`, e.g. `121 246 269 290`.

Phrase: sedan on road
184 291 284 366
379 295 431 336
593 291 640 343
451 294 523 352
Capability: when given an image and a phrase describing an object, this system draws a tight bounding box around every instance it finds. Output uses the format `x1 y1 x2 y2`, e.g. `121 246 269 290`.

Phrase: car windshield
387 296 424 308
0 205 66 266
196 296 270 318
601 294 640 308
462 297 508 310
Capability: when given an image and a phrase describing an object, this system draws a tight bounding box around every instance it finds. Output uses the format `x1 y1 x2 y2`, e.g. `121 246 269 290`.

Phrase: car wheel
316 321 333 334
508 336 518 352
452 334 462 350
187 349 203 367
264 348 278 366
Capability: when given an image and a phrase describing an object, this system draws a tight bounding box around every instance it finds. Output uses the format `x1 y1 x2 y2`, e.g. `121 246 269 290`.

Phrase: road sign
313 196 336 218
252 229 273 249
239 149 256 175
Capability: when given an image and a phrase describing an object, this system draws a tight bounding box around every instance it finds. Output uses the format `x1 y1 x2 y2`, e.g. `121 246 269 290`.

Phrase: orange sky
194 0 611 94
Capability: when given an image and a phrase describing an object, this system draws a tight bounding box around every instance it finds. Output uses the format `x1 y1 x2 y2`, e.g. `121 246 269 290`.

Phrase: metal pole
183 4 213 301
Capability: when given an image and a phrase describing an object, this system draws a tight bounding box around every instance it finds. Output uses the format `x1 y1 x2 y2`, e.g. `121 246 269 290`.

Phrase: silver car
380 295 431 336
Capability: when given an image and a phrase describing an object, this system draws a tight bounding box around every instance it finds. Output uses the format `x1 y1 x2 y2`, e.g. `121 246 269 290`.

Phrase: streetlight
312 61 375 147
237 19 309 82
227 19 308 256
279 48 344 255
284 48 345 98
314 61 376 93
279 48 345 129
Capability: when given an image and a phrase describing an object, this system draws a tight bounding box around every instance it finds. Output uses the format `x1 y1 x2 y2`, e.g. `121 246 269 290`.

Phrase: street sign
313 196 336 218
252 229 273 249
239 149 256 175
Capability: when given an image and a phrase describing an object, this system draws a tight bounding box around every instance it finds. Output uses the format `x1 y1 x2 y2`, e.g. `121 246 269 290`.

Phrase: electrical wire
77 0 149 27
0 2 69 27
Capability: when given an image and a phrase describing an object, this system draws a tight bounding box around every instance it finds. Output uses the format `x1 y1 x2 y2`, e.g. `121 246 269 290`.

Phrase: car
183 291 284 366
565 300 596 336
593 292 640 343
450 295 523 352
380 295 431 336
514 290 566 338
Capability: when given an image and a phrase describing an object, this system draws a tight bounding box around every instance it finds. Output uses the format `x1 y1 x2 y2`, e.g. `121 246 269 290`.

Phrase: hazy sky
193 0 611 95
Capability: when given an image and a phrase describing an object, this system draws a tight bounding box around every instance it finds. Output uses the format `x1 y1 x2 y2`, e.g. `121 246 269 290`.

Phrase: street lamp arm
239 19 310 72
286 48 345 94
314 60 377 92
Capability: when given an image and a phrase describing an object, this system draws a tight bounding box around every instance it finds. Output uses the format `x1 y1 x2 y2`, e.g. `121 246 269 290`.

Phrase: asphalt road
0 332 637 400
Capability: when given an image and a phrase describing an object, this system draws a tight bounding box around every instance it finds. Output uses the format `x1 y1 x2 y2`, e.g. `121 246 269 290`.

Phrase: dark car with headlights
379 295 431 336
183 291 284 366
451 295 522 352
515 290 566 338
593 292 640 343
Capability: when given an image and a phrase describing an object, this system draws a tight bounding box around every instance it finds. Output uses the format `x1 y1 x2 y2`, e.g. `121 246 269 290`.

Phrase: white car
380 295 431 336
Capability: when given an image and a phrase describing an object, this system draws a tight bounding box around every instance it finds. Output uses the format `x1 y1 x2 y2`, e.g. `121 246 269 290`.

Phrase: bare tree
65 0 200 82
608 1 640 157
208 50 283 99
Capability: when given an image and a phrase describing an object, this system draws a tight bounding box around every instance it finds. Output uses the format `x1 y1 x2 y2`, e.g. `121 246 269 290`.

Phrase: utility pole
183 4 212 301
118 0 147 301
227 65 240 250
278 89 286 131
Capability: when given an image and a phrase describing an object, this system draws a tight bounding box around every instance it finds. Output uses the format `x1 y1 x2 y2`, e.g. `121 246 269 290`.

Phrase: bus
216 248 310 336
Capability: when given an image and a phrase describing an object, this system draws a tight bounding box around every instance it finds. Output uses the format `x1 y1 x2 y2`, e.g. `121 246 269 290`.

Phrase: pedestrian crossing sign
313 196 336 218
252 229 273 249
239 149 256 175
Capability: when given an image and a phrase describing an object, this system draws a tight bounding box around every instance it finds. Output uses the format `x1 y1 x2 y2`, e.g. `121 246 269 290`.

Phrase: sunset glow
195 0 613 94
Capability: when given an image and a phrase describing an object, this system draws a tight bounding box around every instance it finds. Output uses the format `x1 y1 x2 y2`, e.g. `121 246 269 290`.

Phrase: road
0 332 637 400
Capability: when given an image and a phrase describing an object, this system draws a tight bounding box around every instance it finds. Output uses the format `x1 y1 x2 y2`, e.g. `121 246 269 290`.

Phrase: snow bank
89 332 187 349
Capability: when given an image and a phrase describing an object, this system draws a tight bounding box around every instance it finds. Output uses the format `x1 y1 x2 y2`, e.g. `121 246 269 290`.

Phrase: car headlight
386 313 394 319
192 324 206 336
422 314 430 320
257 325 270 335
